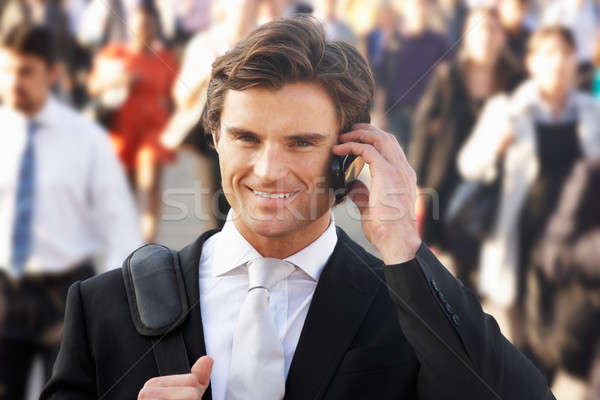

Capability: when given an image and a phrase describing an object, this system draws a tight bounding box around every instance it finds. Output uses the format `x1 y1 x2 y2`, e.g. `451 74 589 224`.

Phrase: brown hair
204 15 375 138
0 25 55 67
527 26 576 55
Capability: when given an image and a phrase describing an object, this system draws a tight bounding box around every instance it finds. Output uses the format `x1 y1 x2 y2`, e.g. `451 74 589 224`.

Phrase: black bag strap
122 244 191 375
151 332 190 376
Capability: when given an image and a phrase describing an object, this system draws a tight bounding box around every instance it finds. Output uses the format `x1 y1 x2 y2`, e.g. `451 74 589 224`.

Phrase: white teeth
253 190 294 199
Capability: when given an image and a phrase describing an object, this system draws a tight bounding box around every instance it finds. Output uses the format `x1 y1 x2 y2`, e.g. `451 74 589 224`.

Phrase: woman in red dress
88 5 178 243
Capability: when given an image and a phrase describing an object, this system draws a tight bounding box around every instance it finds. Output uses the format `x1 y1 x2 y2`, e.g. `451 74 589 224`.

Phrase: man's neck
233 212 332 259
22 93 48 119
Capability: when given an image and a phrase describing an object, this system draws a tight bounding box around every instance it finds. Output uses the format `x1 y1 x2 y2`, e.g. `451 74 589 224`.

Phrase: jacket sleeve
383 243 555 400
40 282 98 400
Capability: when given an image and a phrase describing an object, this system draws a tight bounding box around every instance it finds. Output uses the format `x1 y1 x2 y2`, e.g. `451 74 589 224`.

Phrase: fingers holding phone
332 124 421 265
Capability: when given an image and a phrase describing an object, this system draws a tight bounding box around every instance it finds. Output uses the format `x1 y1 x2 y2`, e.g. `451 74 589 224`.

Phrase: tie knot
27 120 38 135
246 258 296 291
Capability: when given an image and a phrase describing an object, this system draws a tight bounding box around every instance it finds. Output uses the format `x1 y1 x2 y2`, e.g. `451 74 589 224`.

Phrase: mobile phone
331 153 365 204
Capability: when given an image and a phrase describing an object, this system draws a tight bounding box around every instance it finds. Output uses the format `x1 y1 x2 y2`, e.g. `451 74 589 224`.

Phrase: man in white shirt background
0 25 142 399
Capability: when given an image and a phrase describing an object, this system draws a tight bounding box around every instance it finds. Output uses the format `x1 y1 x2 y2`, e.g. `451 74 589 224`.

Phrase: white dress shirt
199 211 338 400
0 96 143 274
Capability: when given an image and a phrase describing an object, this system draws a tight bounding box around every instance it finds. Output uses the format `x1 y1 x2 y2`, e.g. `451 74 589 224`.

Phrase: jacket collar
284 227 383 400
178 229 221 400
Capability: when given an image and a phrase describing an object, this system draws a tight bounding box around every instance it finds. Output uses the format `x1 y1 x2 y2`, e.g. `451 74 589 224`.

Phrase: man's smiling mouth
252 189 299 199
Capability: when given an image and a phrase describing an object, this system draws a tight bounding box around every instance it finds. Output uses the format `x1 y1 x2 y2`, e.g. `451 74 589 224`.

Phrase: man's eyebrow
286 133 329 142
225 126 330 142
225 126 258 137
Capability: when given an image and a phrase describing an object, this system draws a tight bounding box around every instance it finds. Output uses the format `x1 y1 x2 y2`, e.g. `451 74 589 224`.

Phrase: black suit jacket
41 228 554 399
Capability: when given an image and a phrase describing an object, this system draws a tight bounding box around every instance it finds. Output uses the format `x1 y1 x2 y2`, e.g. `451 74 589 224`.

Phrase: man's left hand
332 123 421 265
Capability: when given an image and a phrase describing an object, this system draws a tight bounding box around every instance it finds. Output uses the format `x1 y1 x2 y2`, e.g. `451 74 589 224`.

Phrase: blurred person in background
410 8 523 289
0 0 87 108
497 0 532 67
170 0 212 44
371 0 450 151
458 27 600 357
524 158 600 398
77 0 131 53
365 1 400 93
429 0 468 46
312 0 357 45
77 0 176 53
88 4 178 243
541 0 599 90
0 25 141 399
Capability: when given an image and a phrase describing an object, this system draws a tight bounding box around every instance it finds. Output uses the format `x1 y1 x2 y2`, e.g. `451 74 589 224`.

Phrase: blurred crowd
1 0 600 398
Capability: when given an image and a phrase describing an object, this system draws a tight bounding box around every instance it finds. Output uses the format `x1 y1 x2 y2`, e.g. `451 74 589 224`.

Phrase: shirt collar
30 95 58 128
531 88 578 124
511 80 579 124
212 210 338 281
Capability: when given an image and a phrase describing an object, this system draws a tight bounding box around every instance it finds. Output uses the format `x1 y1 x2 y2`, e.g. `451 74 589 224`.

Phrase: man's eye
294 141 312 147
240 136 258 142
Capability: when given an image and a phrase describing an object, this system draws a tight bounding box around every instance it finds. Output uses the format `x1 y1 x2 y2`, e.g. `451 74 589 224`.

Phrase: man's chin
9 99 33 114
243 216 300 239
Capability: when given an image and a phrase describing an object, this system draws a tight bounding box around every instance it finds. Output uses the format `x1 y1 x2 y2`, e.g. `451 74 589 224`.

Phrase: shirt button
430 279 440 292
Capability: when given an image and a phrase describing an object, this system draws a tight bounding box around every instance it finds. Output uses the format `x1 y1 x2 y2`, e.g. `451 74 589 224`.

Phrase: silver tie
226 258 296 400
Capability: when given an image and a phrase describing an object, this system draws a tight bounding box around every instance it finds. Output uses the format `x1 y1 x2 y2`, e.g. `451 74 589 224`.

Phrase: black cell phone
331 153 365 204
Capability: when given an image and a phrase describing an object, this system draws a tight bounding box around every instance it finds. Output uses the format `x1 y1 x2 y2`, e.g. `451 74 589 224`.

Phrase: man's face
214 82 340 241
0 48 53 115
527 36 577 96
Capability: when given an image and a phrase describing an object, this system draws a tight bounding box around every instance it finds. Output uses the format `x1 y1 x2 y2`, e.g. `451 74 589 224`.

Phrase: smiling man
42 16 554 400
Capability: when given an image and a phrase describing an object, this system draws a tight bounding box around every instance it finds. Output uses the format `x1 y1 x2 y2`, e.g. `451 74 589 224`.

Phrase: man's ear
47 64 60 86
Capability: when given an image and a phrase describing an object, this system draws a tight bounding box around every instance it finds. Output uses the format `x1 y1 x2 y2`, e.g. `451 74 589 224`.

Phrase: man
0 25 142 399
42 16 554 399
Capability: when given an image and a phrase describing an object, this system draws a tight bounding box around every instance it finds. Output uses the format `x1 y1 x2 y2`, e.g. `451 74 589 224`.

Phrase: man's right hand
138 356 213 399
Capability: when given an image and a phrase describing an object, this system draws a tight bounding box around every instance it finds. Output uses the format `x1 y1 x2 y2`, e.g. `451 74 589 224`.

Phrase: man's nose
253 144 288 183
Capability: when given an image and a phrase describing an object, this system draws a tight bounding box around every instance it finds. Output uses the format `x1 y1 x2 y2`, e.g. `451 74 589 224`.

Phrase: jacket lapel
285 228 383 400
178 229 221 399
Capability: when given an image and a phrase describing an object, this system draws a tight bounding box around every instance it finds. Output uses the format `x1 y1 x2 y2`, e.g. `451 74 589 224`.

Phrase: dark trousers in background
0 264 95 400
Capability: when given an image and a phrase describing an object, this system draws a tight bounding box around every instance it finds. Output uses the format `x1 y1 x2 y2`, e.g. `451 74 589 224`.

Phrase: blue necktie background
11 121 37 277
